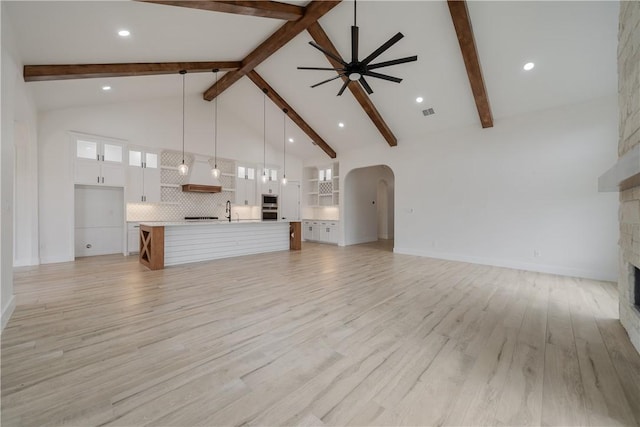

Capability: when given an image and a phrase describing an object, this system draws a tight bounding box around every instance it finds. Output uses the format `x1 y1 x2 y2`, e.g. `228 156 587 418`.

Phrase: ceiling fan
298 0 417 96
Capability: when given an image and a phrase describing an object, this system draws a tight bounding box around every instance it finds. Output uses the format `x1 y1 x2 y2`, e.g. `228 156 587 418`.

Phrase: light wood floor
2 241 640 426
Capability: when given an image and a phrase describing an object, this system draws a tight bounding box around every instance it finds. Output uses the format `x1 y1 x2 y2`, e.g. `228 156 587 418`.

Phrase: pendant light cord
213 69 218 167
283 109 287 177
181 70 186 163
263 89 267 175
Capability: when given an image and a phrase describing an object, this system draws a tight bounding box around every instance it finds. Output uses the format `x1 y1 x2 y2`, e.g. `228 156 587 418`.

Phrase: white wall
37 95 302 264
338 96 619 281
1 3 39 330
344 165 394 245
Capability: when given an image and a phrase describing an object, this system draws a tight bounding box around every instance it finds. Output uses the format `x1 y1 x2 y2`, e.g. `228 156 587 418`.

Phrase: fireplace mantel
599 144 640 192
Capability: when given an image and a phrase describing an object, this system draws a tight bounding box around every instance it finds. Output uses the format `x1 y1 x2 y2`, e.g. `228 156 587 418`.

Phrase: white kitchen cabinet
303 220 313 241
303 219 338 245
236 164 257 206
74 137 125 187
259 167 280 196
127 148 160 203
127 222 140 254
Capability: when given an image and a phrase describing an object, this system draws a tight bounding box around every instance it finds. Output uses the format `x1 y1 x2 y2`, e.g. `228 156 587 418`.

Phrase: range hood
181 155 222 193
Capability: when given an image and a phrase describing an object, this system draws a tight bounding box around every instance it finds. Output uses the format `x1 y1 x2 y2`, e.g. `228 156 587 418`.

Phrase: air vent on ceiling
422 108 435 116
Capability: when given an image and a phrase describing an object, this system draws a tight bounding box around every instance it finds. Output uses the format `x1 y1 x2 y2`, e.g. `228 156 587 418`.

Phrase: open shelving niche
303 162 339 207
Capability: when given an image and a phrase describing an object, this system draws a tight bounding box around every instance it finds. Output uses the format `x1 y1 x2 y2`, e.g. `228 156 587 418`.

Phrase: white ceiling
5 1 619 160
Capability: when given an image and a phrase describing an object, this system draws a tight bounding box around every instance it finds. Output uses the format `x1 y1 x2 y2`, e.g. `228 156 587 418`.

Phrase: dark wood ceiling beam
23 62 241 82
203 1 341 101
306 22 397 147
139 1 305 21
247 70 336 159
447 0 493 128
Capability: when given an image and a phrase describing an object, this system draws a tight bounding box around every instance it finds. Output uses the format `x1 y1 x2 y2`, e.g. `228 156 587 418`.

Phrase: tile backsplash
127 151 260 222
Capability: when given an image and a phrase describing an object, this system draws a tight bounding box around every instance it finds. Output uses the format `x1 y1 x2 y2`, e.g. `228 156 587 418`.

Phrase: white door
75 185 124 257
280 181 300 220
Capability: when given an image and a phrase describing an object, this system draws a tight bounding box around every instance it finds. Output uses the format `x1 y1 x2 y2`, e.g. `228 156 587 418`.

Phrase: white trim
40 255 74 264
13 257 39 267
393 247 616 282
1 295 16 332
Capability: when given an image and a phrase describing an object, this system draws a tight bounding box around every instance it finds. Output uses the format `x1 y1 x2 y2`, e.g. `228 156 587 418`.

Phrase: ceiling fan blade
309 41 348 66
367 55 417 70
358 76 374 94
337 79 350 96
361 32 404 65
364 71 402 83
298 66 345 71
352 25 359 63
311 73 346 88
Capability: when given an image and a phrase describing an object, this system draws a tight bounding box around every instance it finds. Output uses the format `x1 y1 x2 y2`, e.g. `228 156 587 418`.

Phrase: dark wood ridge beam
23 62 241 82
306 22 397 147
247 70 336 159
447 0 493 128
203 1 341 101
138 1 305 21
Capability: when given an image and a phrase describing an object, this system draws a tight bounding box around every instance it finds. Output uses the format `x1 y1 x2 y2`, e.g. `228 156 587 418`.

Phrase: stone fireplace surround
599 1 640 354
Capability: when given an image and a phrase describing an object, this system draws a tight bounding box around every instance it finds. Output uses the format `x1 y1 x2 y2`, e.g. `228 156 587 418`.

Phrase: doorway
344 165 394 248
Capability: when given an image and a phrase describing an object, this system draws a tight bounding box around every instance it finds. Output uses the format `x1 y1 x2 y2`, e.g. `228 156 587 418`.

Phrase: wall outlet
534 250 541 257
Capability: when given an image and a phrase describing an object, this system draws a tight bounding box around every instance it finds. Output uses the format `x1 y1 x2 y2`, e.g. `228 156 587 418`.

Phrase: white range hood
182 155 222 193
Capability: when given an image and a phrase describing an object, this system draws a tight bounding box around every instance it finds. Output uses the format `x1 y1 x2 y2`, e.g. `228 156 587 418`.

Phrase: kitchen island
139 220 301 270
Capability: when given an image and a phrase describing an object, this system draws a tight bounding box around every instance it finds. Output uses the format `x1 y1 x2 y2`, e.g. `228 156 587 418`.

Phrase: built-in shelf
160 183 179 188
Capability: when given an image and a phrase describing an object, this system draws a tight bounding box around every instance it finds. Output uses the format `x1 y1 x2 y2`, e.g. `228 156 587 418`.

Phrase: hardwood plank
23 62 241 82
203 1 341 101
447 0 494 128
2 242 640 426
246 70 337 159
306 22 398 147
139 1 305 21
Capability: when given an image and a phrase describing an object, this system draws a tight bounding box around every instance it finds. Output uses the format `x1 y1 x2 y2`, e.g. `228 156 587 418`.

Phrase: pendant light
211 69 221 178
177 70 189 176
261 88 268 183
281 108 287 186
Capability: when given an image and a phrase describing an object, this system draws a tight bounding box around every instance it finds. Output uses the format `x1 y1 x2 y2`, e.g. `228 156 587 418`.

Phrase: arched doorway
344 165 394 249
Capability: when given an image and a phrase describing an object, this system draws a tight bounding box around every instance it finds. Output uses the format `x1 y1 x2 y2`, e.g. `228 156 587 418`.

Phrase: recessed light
102 85 112 91
416 96 424 103
338 122 345 128
288 138 294 143
523 62 535 71
118 30 130 37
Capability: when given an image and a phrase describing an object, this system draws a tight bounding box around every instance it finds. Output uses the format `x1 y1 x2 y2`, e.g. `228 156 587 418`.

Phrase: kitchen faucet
225 200 231 222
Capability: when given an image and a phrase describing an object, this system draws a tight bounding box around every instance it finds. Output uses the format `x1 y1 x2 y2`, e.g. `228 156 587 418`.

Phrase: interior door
280 180 300 220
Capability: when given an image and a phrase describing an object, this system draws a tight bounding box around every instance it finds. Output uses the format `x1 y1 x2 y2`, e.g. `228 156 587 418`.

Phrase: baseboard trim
1 295 16 332
40 255 74 264
393 247 616 282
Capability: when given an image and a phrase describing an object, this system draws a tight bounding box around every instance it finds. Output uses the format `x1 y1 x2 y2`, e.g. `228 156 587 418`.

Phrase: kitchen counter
139 220 301 270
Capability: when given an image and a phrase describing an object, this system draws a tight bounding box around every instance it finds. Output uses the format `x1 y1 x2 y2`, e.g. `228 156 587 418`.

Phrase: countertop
138 220 298 227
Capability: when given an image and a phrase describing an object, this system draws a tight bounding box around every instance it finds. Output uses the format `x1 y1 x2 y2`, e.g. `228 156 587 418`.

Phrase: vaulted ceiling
5 1 618 160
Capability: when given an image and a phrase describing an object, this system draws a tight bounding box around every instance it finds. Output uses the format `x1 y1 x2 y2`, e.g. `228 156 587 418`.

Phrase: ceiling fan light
349 72 361 81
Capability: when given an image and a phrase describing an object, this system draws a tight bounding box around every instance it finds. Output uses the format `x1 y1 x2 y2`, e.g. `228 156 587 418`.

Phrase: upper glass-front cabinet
75 139 123 164
129 149 158 168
